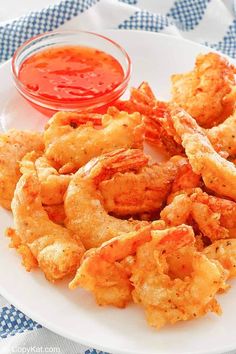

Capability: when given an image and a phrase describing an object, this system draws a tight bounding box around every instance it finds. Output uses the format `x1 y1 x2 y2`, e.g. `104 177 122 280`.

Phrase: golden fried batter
99 155 188 217
162 188 236 242
115 82 183 155
146 103 236 159
43 204 66 225
21 152 71 205
161 194 192 226
44 110 145 174
69 225 154 308
131 226 227 329
191 190 236 236
170 107 236 201
206 110 236 157
0 130 44 209
11 171 85 282
171 52 236 127
65 149 148 249
204 239 236 278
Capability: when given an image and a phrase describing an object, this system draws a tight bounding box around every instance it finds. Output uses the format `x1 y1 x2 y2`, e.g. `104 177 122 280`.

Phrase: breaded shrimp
69 224 156 308
170 107 236 201
43 204 66 225
171 52 236 127
161 194 192 226
191 201 229 241
6 228 38 271
191 189 236 236
162 188 235 241
115 82 182 155
167 160 201 203
206 110 236 157
65 149 149 249
0 130 44 210
44 110 145 174
99 155 188 217
204 239 236 278
145 103 236 158
69 223 193 309
21 153 67 224
21 152 71 205
11 171 85 282
131 226 227 329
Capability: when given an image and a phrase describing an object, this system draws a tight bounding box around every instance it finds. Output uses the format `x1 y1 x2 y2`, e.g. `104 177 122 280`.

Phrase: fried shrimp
162 188 236 241
0 130 44 210
146 103 236 158
43 204 66 225
170 107 236 201
191 201 229 241
65 149 149 249
162 193 214 236
115 82 183 155
160 194 192 226
11 171 85 282
204 239 236 278
206 110 236 157
167 160 201 203
191 189 236 229
171 52 236 128
44 110 145 174
21 152 71 205
69 223 193 310
131 226 227 329
69 224 156 308
4 50 236 330
99 155 188 217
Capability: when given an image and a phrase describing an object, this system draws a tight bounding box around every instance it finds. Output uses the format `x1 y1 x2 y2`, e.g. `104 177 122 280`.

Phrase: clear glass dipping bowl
11 30 131 115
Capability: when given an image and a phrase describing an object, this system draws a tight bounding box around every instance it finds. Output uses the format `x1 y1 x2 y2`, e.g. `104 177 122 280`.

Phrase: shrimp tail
155 224 195 253
84 148 149 184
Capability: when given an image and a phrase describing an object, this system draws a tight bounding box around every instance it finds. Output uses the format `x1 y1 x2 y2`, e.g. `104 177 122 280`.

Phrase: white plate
0 30 236 354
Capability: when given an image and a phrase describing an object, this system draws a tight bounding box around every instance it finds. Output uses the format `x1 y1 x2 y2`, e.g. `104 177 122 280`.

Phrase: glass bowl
11 30 131 114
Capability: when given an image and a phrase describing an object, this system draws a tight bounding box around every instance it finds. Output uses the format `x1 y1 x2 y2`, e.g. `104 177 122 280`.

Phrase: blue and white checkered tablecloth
1 0 236 353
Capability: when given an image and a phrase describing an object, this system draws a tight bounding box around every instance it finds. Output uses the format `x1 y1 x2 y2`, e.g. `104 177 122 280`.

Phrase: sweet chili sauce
18 46 125 104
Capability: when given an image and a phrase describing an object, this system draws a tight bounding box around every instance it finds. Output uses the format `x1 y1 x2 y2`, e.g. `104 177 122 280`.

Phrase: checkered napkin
1 0 236 353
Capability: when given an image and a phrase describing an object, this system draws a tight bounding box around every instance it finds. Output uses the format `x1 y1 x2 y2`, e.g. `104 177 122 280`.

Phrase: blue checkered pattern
205 19 236 58
1 0 236 62
167 0 210 30
119 0 138 4
0 305 41 338
118 10 172 32
0 0 98 62
118 1 236 59
85 350 108 354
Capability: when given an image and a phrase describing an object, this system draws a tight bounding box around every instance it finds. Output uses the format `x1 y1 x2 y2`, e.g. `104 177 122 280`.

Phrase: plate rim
1 282 236 354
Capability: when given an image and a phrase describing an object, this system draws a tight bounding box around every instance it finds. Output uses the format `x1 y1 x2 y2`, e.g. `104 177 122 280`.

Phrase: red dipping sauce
12 31 131 115
18 46 125 104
